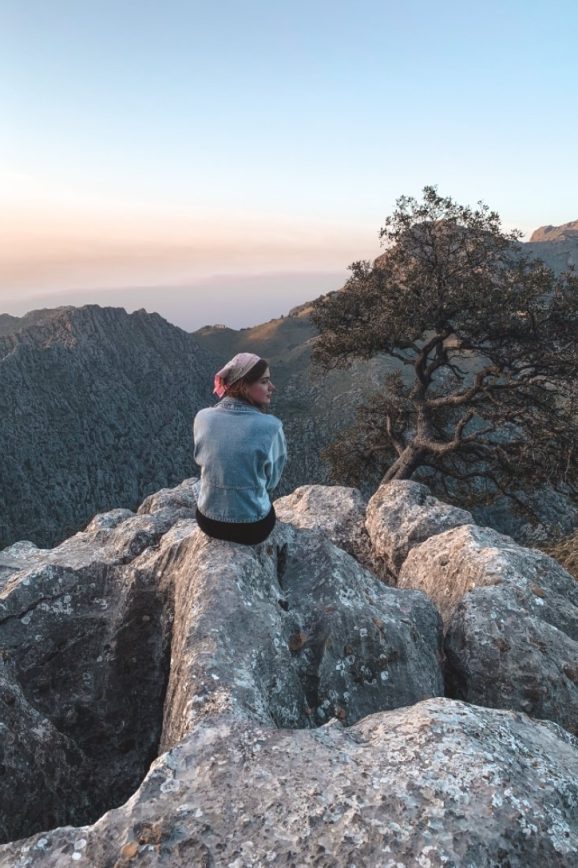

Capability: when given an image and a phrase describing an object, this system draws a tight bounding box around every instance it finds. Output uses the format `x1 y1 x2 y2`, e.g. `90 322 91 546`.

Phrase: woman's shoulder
261 411 284 431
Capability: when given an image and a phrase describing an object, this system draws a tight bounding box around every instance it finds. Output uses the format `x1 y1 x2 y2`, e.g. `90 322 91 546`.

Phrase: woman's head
213 353 275 410
225 358 274 409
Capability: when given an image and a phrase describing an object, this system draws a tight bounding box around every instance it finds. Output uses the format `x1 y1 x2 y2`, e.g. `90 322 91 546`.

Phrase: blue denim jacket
193 396 287 523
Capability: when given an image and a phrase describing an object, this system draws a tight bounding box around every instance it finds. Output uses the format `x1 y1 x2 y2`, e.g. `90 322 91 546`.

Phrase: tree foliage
310 186 578 510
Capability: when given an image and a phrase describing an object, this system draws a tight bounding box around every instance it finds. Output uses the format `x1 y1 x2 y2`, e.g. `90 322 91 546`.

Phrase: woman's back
194 396 287 524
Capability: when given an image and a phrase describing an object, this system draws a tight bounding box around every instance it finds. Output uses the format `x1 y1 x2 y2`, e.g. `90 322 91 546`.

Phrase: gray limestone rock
397 523 514 626
137 478 199 517
0 670 95 845
0 505 187 843
2 478 578 864
273 484 379 577
1 699 577 867
0 478 443 847
399 523 578 734
161 519 444 744
365 479 473 576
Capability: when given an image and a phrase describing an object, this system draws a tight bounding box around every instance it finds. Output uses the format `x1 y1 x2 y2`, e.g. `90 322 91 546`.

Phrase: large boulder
1 699 577 867
0 493 205 844
398 523 516 626
136 477 199 518
161 519 444 743
365 479 473 576
273 484 376 574
399 523 578 734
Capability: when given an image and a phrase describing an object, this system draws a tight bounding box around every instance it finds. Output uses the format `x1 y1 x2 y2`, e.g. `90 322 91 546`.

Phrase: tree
310 186 578 511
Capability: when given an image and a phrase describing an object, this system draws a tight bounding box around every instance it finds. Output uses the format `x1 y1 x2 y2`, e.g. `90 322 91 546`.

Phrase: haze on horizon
2 0 577 331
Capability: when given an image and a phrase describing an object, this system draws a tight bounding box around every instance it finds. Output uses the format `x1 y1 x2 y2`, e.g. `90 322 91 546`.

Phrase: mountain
0 305 216 548
526 218 578 272
529 219 578 243
0 299 400 548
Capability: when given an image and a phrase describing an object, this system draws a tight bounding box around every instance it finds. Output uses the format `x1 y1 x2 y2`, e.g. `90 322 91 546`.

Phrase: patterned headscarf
213 352 262 398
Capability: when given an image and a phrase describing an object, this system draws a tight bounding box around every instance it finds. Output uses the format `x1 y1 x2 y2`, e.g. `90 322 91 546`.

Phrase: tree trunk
382 446 424 482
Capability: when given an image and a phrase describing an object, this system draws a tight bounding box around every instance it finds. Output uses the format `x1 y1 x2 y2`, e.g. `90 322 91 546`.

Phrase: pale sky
2 0 577 329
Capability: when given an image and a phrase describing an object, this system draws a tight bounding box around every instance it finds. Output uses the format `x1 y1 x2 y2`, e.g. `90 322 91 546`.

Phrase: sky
1 0 577 331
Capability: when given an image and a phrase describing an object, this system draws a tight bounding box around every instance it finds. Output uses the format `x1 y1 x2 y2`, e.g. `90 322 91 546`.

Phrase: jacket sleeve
264 424 287 492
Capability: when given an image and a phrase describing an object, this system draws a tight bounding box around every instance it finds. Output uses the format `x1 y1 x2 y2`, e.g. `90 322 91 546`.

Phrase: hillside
0 305 215 548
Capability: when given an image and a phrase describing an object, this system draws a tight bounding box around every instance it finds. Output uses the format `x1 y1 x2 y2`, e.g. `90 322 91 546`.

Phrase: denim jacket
192 396 287 523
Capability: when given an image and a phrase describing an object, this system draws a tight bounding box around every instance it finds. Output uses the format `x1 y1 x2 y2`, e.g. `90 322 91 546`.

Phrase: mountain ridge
1 222 576 548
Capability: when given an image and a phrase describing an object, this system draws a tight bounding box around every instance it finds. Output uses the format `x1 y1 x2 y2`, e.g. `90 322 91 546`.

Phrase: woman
193 352 287 545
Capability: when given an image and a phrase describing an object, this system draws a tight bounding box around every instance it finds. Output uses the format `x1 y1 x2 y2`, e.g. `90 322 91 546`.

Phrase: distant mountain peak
529 220 578 243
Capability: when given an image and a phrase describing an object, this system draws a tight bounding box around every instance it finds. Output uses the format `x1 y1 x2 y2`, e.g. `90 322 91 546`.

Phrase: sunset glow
2 0 577 329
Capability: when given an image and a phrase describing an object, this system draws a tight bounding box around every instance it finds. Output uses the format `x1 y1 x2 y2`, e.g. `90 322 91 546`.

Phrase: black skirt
195 504 276 545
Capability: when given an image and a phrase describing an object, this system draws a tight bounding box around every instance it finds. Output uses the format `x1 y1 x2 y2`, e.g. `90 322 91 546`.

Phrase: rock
529 219 578 242
398 523 510 626
1 699 577 867
0 478 443 846
0 503 192 843
273 484 378 576
137 478 199 517
399 523 578 734
0 670 95 845
0 506 187 581
4 477 578 864
365 479 472 575
161 519 444 743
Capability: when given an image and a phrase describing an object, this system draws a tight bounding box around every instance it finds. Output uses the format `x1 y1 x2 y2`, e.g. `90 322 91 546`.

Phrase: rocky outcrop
0 485 197 843
2 478 578 864
437 530 578 734
365 479 472 575
372 483 578 736
160 519 443 747
274 484 379 576
2 700 577 867
0 479 444 849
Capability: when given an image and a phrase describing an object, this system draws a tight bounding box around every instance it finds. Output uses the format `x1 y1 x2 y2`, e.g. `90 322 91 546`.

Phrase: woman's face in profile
246 367 275 407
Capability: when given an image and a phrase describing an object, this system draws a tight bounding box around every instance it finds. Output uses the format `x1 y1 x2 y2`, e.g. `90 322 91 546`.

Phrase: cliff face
0 305 215 549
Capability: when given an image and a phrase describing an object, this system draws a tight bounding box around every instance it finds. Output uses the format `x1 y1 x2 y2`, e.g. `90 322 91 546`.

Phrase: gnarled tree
310 186 578 511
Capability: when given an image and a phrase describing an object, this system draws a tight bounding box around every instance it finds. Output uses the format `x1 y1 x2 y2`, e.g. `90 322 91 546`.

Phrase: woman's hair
225 358 269 408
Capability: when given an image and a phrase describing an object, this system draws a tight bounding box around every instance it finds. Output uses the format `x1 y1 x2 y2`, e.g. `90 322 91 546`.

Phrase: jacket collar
216 396 260 412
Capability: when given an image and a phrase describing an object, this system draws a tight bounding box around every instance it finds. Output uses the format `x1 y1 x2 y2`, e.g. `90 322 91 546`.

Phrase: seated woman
193 352 287 545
